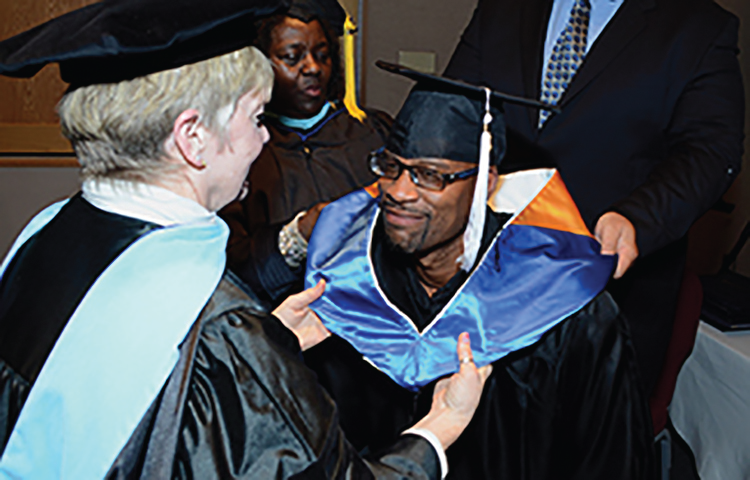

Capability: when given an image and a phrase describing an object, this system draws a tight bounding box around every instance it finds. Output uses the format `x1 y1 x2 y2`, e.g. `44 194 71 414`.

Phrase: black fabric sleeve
609 16 744 256
291 435 440 480
262 314 303 357
172 309 440 479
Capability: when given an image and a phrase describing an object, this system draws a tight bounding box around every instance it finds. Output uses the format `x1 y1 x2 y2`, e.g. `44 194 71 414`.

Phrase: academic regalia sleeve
172 305 440 479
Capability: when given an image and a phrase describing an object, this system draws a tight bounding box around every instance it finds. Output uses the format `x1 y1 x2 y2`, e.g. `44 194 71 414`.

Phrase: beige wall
0 167 80 258
339 0 358 18
360 0 478 114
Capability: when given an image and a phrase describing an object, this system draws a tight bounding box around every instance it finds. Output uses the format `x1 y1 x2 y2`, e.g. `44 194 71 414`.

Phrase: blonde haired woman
0 1 488 478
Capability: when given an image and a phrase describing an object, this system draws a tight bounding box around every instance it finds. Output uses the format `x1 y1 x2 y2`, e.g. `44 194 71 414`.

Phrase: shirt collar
273 102 333 131
82 179 216 227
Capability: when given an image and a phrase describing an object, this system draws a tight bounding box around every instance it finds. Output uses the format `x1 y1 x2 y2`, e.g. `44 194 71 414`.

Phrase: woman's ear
172 109 207 170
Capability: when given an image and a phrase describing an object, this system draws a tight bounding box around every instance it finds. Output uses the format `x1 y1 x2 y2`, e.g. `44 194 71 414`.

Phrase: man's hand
272 280 330 350
595 212 638 279
411 332 492 450
298 202 330 241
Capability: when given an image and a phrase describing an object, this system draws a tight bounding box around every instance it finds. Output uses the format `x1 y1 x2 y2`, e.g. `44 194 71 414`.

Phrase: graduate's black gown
304 213 657 480
0 195 440 479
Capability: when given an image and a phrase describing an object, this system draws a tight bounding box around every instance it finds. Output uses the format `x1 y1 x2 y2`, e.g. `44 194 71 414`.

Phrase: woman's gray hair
58 46 273 182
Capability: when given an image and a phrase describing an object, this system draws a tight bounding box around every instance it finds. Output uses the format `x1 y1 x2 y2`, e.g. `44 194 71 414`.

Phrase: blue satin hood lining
306 187 615 390
0 200 227 479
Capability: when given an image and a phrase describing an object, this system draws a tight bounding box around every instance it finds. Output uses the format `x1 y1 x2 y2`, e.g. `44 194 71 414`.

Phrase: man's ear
172 109 207 170
487 165 499 197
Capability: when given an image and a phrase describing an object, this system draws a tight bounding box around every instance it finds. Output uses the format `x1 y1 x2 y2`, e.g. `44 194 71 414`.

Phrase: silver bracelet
279 211 309 269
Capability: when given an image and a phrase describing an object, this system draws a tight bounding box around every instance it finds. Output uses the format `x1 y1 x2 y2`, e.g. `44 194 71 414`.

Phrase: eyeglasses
368 148 478 191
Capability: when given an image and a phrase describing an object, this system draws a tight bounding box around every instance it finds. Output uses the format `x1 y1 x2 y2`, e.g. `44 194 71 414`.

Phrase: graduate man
303 67 656 479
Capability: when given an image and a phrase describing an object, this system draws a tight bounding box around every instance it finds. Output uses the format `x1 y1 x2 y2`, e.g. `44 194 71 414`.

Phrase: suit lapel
520 0 554 134
558 0 656 108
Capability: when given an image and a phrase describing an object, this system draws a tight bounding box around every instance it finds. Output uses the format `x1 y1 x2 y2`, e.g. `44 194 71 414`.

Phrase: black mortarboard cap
0 0 289 87
388 88 507 166
377 60 558 166
287 0 347 35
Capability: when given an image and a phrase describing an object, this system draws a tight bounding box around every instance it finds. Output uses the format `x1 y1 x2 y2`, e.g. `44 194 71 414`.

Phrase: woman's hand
272 280 331 351
411 332 492 450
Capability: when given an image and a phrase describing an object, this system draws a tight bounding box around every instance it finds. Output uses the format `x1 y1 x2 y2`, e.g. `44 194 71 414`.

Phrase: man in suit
444 0 745 396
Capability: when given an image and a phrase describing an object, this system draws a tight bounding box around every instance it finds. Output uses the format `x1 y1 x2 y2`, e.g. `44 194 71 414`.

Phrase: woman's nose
300 53 321 76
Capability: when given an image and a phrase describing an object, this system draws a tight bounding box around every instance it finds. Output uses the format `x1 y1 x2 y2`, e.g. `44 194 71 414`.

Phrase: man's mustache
380 195 431 218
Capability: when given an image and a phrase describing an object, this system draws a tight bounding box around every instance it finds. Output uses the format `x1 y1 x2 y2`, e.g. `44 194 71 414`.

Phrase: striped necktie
539 0 591 128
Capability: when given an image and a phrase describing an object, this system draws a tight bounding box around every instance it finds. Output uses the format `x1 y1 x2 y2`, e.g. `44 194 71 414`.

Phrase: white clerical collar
82 179 216 227
274 102 333 130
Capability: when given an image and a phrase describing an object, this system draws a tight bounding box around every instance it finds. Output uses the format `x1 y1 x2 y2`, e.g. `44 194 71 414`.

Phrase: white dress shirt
82 179 216 227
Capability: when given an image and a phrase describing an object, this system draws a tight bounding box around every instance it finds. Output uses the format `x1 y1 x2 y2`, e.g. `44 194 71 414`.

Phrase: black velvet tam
288 0 346 35
378 61 557 166
387 88 508 166
0 0 289 87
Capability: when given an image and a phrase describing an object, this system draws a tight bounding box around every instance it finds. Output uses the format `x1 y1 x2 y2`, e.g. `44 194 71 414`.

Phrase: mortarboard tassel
458 88 492 271
343 15 367 122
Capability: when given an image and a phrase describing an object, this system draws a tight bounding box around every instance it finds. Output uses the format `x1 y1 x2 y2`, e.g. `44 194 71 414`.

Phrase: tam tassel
343 15 367 122
458 88 492 271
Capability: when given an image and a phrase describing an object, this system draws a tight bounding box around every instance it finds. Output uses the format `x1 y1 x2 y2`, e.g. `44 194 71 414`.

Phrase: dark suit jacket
444 0 744 394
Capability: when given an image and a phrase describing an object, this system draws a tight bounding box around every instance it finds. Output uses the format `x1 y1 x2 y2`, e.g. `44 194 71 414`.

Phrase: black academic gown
0 194 441 479
221 103 391 305
305 214 656 480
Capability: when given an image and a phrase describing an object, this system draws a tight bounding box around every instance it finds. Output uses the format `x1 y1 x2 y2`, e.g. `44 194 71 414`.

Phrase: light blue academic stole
0 199 228 480
305 169 616 390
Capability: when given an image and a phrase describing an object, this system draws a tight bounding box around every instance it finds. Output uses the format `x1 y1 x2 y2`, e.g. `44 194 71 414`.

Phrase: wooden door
0 0 97 164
